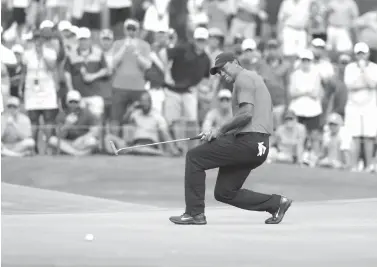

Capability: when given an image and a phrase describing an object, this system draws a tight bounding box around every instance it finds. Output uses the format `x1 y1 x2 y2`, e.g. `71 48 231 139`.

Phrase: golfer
169 52 292 225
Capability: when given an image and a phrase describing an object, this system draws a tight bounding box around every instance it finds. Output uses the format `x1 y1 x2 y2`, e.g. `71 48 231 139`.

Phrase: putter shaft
116 138 191 153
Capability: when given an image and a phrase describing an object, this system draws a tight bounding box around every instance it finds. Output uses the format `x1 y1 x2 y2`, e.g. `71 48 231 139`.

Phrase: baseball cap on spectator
327 113 343 125
208 27 224 38
241 38 257 51
354 42 369 54
11 44 24 54
311 38 326 48
39 20 54 29
210 52 237 75
100 29 114 39
77 27 91 39
124 19 140 31
193 27 209 40
218 89 232 99
299 49 314 60
7 96 20 108
66 90 82 103
58 20 72 32
70 26 79 36
266 39 279 48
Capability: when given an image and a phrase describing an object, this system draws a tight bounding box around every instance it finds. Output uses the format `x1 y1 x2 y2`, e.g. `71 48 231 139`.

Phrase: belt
236 132 270 138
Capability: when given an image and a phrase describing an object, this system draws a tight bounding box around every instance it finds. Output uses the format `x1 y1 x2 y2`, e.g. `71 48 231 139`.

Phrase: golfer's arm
219 103 253 134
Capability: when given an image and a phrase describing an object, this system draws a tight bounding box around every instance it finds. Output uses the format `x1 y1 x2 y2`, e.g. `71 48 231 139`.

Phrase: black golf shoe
169 213 207 225
265 196 293 224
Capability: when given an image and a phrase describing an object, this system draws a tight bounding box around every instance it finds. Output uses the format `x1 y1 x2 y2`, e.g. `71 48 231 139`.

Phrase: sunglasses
219 97 231 102
68 100 79 104
126 26 137 32
7 104 18 109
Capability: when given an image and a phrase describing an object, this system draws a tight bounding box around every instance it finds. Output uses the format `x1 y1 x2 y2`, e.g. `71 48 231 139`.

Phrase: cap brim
210 63 225 75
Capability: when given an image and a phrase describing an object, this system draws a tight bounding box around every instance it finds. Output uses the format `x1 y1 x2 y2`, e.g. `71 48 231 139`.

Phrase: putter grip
189 135 203 140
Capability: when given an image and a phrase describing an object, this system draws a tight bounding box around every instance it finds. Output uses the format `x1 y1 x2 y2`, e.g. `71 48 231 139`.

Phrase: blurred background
1 0 377 173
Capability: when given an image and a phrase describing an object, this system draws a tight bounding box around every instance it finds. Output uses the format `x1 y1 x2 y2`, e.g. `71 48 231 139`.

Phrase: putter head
109 141 118 155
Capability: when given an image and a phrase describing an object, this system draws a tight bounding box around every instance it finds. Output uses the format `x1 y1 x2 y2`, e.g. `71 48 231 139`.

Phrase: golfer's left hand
200 128 222 142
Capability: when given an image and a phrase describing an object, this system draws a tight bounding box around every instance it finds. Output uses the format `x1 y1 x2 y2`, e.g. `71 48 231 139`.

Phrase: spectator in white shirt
277 0 311 57
318 113 352 170
288 49 323 161
23 30 60 154
1 97 35 157
143 0 171 43
201 89 232 133
344 42 377 172
327 0 359 53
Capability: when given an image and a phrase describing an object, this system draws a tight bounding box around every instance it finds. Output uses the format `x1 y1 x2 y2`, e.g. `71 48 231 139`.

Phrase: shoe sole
169 218 207 225
265 199 293 224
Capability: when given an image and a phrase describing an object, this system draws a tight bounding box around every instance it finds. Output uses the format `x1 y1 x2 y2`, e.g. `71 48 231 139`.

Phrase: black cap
210 52 237 75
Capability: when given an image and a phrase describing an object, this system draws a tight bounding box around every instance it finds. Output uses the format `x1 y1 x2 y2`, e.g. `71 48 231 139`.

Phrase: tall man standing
169 52 293 225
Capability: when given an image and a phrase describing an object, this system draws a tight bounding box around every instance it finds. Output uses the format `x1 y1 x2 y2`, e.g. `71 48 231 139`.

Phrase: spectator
317 113 352 170
7 44 25 98
327 0 358 54
64 27 109 119
187 0 209 31
277 0 311 57
268 110 306 164
344 42 377 172
107 0 133 38
205 0 235 36
201 89 232 133
110 19 152 136
45 0 69 23
353 8 377 63
263 39 291 127
145 27 170 114
308 0 328 41
1 96 35 157
288 50 323 163
310 38 336 117
229 0 267 43
238 38 258 70
331 54 351 118
206 27 225 66
80 0 102 38
143 0 171 43
104 92 179 156
98 28 115 121
164 27 211 150
57 20 77 52
48 90 100 156
1 62 11 108
22 29 60 154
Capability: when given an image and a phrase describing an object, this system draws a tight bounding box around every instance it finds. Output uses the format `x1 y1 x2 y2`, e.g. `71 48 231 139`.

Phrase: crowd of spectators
1 0 377 173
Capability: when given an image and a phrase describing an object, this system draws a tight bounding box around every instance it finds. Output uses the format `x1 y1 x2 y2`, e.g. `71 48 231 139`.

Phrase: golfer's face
219 63 235 83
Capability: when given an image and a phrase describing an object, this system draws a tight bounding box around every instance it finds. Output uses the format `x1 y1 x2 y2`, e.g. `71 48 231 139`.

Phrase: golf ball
85 234 94 241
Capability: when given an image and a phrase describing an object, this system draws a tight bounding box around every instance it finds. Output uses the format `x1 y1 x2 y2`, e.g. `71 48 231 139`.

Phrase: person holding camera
22 29 60 154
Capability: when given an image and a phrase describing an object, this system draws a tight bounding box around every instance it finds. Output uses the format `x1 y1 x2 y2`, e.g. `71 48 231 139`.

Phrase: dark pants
185 132 281 216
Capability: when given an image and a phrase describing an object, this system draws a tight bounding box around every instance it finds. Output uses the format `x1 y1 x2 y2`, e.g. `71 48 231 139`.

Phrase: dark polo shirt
64 45 108 97
56 107 99 140
167 43 211 93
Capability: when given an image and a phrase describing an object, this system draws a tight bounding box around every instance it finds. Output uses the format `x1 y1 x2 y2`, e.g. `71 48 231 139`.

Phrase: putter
109 135 202 155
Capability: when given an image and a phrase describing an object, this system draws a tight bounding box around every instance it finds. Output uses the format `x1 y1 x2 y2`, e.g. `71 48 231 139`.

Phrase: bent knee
214 190 236 203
